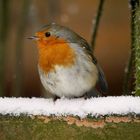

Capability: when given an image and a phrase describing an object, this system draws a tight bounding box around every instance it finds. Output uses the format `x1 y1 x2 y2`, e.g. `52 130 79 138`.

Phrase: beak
27 36 39 40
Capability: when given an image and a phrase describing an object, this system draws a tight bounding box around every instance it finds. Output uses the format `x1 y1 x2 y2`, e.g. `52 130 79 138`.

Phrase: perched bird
29 23 108 99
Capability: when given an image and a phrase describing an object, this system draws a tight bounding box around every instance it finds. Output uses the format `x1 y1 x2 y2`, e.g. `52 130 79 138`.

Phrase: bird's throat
38 42 75 73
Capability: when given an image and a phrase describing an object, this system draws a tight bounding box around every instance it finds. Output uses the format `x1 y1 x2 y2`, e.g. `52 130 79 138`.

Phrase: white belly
38 43 98 98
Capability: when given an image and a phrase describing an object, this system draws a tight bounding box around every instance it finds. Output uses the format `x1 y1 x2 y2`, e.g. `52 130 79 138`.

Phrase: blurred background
0 0 130 97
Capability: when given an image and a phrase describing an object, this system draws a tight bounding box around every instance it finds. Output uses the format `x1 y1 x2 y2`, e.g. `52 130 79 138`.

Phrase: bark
0 115 140 140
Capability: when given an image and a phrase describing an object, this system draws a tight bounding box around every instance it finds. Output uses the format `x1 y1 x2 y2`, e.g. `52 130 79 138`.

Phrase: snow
0 96 140 118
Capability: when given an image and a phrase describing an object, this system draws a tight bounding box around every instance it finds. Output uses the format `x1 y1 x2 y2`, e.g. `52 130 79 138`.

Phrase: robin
29 23 108 99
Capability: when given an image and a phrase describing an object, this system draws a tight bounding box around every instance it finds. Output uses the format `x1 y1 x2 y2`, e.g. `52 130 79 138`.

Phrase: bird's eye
45 32 51 37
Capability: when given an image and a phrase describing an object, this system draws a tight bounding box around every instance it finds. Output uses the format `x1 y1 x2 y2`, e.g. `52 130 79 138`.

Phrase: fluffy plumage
31 23 108 98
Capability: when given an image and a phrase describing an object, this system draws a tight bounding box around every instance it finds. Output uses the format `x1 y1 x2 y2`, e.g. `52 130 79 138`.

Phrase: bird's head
28 23 81 49
28 23 77 73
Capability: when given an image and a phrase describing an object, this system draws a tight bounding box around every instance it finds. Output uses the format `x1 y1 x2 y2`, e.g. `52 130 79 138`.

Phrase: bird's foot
53 95 60 101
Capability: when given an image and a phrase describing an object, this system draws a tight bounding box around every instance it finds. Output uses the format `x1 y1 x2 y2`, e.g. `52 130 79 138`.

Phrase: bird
29 23 108 99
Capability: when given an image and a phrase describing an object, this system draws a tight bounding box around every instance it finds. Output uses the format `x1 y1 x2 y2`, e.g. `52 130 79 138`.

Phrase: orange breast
37 38 75 74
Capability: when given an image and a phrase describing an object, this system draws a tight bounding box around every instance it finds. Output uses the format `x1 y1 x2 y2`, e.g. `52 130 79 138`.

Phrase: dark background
1 0 130 97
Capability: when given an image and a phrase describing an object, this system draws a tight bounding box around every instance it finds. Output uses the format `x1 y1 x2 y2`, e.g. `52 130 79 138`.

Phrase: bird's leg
84 93 89 99
84 88 101 99
53 95 60 101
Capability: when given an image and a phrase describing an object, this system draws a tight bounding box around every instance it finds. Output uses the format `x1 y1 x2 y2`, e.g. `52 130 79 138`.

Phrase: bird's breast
38 53 98 97
38 42 76 74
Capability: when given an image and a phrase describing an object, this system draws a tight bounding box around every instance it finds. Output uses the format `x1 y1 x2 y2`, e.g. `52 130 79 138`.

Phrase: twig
91 0 105 51
133 0 140 96
123 0 139 95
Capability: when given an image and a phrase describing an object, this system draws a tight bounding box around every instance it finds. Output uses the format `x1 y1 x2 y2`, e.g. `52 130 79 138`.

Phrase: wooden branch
0 115 140 140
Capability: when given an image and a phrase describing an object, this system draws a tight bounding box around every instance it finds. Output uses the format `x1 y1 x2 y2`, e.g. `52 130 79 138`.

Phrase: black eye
45 32 51 37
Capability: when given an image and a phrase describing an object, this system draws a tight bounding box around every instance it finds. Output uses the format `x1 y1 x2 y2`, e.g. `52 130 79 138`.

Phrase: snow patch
0 96 140 118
